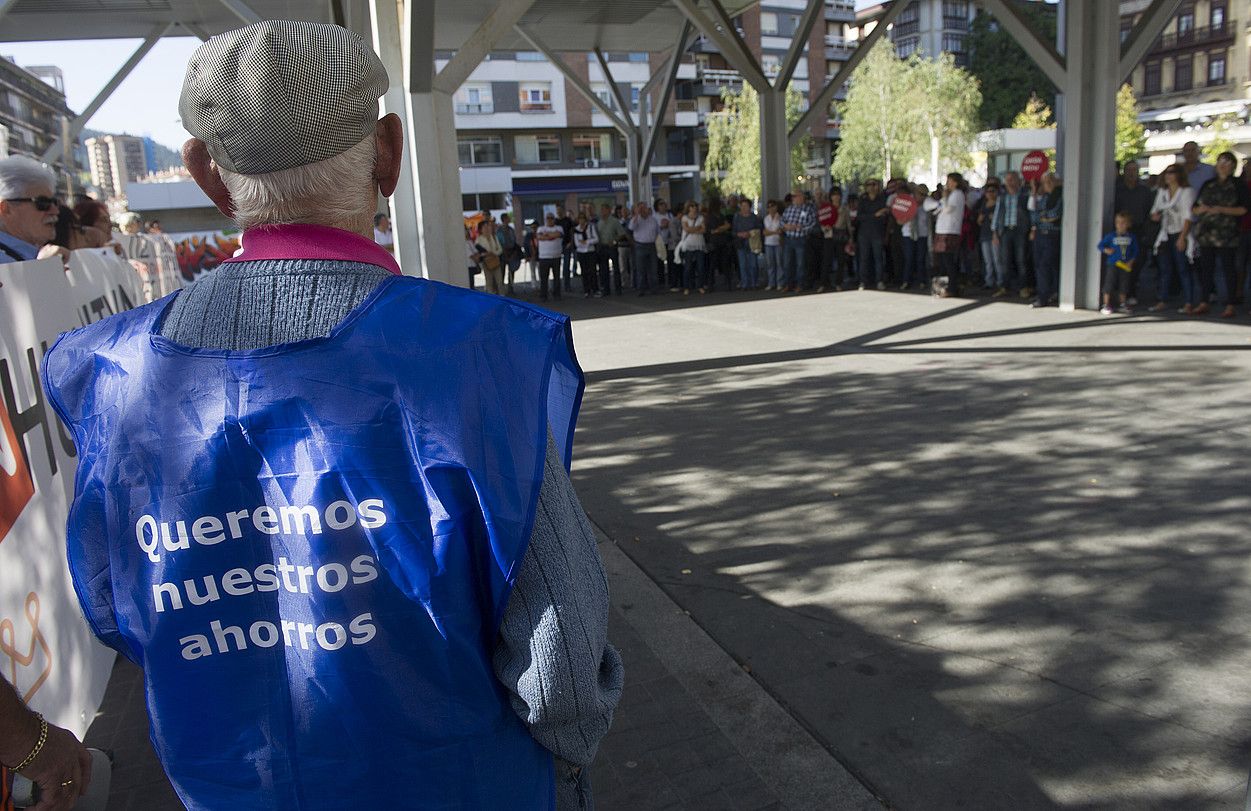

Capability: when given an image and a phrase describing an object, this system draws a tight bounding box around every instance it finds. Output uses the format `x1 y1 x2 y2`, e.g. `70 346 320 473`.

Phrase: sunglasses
5 196 61 211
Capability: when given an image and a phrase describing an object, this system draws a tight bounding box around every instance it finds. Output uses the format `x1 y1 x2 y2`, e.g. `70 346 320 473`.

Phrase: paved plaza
85 287 1251 809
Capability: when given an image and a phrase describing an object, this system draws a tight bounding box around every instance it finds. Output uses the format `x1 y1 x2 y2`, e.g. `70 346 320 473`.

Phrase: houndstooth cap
179 20 389 175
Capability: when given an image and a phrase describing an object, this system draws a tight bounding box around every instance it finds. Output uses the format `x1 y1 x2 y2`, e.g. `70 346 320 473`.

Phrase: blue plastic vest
42 275 584 810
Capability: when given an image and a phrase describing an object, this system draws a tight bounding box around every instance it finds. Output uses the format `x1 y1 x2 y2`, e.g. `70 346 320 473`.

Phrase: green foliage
1011 93 1054 129
1201 113 1240 165
968 5 1058 129
702 84 810 201
830 41 982 183
1114 84 1147 166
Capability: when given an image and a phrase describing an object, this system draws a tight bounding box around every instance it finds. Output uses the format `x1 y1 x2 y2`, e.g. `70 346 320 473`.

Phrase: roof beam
178 21 212 41
1119 0 1181 83
432 0 538 95
671 0 768 93
642 21 691 174
40 22 173 164
218 0 262 25
789 0 907 146
594 47 636 130
405 0 436 92
776 0 822 89
978 0 1066 89
0 0 18 27
514 24 632 135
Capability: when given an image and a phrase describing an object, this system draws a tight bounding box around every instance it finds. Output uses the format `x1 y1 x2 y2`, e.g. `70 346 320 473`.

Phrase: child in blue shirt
1098 212 1140 314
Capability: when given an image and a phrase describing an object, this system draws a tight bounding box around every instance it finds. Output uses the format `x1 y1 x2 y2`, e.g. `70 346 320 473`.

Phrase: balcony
942 15 969 31
892 19 920 38
454 102 493 115
1151 20 1235 53
825 1 855 22
824 34 856 58
698 67 744 87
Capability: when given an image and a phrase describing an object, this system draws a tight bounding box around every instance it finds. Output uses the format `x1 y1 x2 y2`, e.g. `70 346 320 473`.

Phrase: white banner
0 250 151 737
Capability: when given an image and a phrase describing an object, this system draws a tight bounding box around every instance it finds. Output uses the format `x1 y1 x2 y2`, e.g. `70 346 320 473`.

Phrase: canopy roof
1 0 757 51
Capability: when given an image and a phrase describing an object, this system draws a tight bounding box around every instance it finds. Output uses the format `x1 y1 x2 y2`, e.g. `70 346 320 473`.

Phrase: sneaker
834 286 843 292
669 287 681 293
992 287 1007 298
898 283 909 291
1179 303 1193 315
1221 305 1236 319
1030 300 1046 309
1117 303 1131 313
1192 302 1210 315
858 283 865 291
593 291 604 298
1099 306 1114 315
876 282 886 291
816 286 826 293
1127 297 1138 306
1019 287 1034 299
1148 302 1166 312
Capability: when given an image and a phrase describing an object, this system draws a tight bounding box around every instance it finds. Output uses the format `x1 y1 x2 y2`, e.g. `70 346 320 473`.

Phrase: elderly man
627 200 661 295
781 189 817 292
0 156 69 265
41 21 620 810
992 171 1031 298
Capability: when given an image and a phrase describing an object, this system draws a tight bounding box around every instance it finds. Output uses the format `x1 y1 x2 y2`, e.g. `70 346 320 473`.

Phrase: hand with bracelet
1 677 92 810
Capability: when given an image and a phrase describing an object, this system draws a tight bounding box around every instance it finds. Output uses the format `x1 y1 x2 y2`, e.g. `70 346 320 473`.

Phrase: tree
1114 84 1147 166
912 52 983 181
1201 113 1240 165
967 5 1058 129
1011 93 1054 129
702 84 809 202
830 40 926 182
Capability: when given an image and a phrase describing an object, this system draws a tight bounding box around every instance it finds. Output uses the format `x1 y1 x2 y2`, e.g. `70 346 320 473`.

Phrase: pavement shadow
571 348 1251 809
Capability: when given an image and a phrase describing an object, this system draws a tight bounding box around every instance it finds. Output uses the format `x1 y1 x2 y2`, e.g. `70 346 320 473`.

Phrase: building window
1177 7 1194 38
942 33 966 54
572 133 615 163
454 83 493 114
519 82 552 112
1174 54 1193 90
628 52 648 62
1208 50 1226 84
760 11 779 35
898 2 919 25
1211 3 1226 29
456 136 503 165
590 82 615 111
630 85 642 112
515 134 561 163
1120 20 1132 43
896 37 919 58
1144 60 1161 95
761 54 781 78
516 51 546 62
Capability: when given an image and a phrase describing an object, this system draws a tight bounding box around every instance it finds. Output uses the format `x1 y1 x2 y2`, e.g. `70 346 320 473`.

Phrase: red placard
0 406 34 544
1021 150 1050 181
890 193 917 224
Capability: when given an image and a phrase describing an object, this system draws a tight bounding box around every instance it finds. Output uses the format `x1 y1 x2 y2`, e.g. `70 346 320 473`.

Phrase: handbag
748 229 763 254
482 251 501 272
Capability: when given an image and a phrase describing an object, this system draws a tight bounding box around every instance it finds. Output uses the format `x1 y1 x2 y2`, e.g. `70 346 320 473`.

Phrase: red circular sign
890 193 918 224
1021 150 1050 181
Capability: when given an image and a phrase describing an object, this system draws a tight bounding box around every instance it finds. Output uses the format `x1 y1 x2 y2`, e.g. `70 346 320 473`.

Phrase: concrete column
627 128 649 205
1057 0 1118 311
760 88 790 203
406 89 467 286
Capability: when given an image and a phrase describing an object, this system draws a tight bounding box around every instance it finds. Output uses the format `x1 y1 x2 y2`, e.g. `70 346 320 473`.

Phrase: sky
2 37 203 151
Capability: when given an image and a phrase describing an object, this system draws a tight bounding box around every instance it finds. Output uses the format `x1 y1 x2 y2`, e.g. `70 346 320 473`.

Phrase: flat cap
179 20 389 175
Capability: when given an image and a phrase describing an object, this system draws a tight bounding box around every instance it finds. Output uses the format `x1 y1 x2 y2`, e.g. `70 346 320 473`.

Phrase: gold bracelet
12 714 48 773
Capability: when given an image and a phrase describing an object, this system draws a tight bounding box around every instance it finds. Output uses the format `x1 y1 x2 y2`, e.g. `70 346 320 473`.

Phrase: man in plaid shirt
781 190 817 292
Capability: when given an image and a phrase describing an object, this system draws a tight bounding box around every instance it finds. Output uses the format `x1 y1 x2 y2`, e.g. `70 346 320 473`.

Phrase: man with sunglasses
0 156 69 265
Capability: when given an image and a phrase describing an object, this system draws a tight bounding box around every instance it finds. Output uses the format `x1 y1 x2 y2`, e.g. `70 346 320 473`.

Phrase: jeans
857 235 885 287
633 242 657 292
577 252 598 295
736 246 759 289
980 239 1003 287
782 238 807 288
763 244 782 288
597 244 621 294
682 249 705 290
1155 235 1190 305
538 258 561 300
1034 232 1060 304
998 227 1028 291
617 244 633 287
1197 245 1237 308
561 247 575 291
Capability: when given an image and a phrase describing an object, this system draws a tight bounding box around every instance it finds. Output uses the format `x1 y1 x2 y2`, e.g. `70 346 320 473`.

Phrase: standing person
780 189 816 292
817 190 838 292
474 218 505 295
899 183 928 290
613 204 633 288
931 173 968 297
762 200 783 290
678 200 706 295
654 199 677 290
628 200 661 295
1030 173 1063 308
498 211 522 295
464 225 480 288
705 199 732 291
1114 161 1154 303
992 171 1031 298
536 211 564 301
556 204 575 293
573 212 599 297
828 189 850 291
0 155 71 265
1191 151 1251 318
373 212 393 252
732 197 764 291
596 203 625 296
1097 212 1140 314
855 180 888 290
974 183 1002 291
1148 164 1195 313
1181 140 1216 192
47 22 621 809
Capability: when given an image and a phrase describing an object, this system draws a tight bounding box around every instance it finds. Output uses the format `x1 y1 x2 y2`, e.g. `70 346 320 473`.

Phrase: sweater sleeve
493 432 624 767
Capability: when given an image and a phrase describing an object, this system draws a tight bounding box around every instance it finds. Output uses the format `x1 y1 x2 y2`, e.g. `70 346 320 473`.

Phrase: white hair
0 155 56 200
118 211 143 228
217 135 377 231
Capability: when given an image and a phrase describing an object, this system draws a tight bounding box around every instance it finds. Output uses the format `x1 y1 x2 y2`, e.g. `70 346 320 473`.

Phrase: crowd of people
455 140 1251 317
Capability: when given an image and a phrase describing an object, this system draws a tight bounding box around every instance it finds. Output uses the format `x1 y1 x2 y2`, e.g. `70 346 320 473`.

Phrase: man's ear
374 114 403 198
182 139 234 218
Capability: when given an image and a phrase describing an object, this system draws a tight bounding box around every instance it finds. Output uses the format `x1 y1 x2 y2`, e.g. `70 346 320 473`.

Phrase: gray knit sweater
160 260 622 797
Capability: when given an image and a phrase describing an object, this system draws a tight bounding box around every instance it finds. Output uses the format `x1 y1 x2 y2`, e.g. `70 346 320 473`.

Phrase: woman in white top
1148 163 1197 313
473 220 504 296
679 201 707 295
762 200 783 290
930 173 967 296
573 213 600 297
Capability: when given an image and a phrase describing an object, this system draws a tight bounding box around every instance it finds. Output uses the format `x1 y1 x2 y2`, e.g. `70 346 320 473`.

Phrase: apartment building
447 0 858 219
0 56 76 179
86 133 147 200
853 0 978 64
